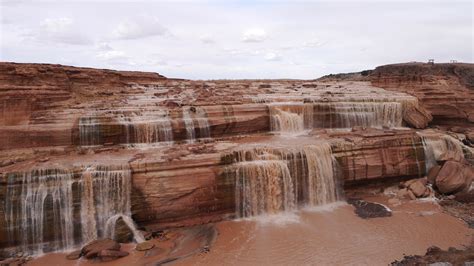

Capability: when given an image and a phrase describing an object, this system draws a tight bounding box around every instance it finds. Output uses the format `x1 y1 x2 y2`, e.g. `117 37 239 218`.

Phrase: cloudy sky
1 0 472 79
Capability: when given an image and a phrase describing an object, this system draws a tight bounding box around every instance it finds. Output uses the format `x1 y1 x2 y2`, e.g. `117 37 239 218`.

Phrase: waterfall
234 161 296 217
419 133 465 172
323 102 403 129
303 144 338 205
269 104 313 133
269 102 403 132
4 164 142 255
228 142 341 218
81 168 98 243
80 165 142 243
79 116 101 146
182 106 211 143
105 215 145 243
125 119 173 144
182 107 196 142
4 169 75 254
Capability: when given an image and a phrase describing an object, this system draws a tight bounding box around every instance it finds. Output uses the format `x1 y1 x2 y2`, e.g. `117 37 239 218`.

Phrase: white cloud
264 52 282 61
242 28 267 42
200 34 215 44
96 42 113 51
111 15 168 40
36 17 91 45
96 50 127 61
302 39 325 48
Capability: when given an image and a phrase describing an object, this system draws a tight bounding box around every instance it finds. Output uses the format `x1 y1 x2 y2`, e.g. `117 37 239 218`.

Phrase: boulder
407 189 417 200
427 165 441 184
408 180 428 197
66 250 82 260
397 188 410 199
347 199 392 219
97 250 129 262
81 239 121 259
437 151 465 164
402 104 432 129
435 161 474 194
136 241 155 251
113 217 135 243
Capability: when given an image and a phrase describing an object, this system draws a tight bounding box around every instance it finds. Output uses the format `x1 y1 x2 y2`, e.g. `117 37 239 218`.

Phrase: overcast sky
1 0 472 79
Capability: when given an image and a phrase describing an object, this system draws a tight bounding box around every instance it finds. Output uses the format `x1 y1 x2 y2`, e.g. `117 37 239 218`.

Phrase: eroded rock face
435 161 473 194
0 62 472 256
81 239 121 260
403 104 432 129
371 63 474 128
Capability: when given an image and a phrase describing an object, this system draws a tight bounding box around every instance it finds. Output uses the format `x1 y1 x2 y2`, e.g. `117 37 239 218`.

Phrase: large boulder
427 165 441 184
402 104 432 129
408 180 428 197
435 161 473 194
97 250 129 262
81 239 121 259
437 150 465 164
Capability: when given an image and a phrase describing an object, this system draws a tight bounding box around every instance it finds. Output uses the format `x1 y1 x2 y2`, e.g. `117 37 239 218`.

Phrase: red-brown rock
81 239 121 259
435 161 473 194
97 250 129 261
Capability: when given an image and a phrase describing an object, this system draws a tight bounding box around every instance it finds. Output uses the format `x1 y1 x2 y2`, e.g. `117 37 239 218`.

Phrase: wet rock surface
80 239 124 260
348 198 392 218
435 161 473 194
391 246 474 266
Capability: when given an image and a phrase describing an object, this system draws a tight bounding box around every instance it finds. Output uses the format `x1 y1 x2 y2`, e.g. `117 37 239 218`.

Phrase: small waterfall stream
182 106 211 143
122 115 174 144
228 142 341 218
4 164 142 255
79 117 101 146
419 133 466 171
269 102 404 133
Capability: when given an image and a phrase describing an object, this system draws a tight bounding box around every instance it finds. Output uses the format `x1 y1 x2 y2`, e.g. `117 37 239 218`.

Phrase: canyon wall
0 62 472 256
371 63 474 128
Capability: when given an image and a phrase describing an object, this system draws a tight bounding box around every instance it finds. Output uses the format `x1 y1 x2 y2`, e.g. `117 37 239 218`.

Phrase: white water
269 102 404 133
123 117 173 144
182 106 211 143
4 165 143 255
419 133 465 172
229 142 341 218
104 214 145 243
80 165 143 243
5 169 75 254
79 117 101 146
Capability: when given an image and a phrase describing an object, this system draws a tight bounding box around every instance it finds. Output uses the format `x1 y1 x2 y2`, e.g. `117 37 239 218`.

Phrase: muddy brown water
180 198 472 266
28 197 472 266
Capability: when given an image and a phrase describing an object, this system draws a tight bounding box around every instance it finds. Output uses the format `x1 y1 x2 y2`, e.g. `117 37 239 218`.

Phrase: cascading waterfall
419 133 465 171
323 102 403 128
228 142 341 218
4 169 75 254
303 144 338 205
80 165 143 243
4 164 142 255
79 116 101 146
104 215 145 243
234 161 296 217
123 116 173 144
269 101 404 132
182 106 211 143
269 104 313 133
81 168 98 243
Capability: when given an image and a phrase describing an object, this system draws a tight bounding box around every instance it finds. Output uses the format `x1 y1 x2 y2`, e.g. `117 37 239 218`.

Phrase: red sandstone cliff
370 63 474 127
0 62 472 256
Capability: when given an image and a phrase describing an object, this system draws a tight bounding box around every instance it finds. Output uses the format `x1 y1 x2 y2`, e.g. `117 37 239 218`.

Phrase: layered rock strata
0 62 472 256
